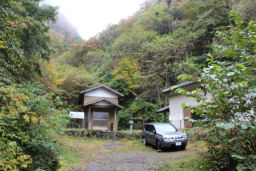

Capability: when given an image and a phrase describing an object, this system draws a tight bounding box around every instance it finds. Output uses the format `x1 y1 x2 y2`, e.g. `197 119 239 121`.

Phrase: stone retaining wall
64 129 142 139
64 129 193 141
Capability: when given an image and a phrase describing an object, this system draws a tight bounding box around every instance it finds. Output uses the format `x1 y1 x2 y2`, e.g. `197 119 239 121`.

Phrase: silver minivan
142 122 188 151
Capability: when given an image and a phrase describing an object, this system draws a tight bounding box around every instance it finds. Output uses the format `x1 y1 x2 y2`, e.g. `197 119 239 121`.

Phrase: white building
158 81 211 129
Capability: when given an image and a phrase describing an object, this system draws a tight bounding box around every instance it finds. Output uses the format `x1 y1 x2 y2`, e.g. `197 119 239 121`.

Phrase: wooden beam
91 105 115 109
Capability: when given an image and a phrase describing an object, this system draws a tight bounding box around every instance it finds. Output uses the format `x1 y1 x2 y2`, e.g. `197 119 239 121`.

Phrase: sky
43 0 146 40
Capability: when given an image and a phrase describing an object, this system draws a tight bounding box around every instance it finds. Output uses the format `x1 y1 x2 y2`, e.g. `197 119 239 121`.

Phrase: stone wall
64 129 142 139
64 129 194 141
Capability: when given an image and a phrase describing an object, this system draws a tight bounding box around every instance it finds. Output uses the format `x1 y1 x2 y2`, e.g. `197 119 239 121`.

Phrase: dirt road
70 140 198 171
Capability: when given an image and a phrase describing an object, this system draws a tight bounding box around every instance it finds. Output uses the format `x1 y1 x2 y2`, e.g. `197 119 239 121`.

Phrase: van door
147 125 155 145
144 125 151 144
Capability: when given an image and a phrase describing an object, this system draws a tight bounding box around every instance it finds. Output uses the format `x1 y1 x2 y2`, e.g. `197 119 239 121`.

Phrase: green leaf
227 72 235 76
216 122 235 130
241 81 248 86
224 123 235 130
240 123 248 129
232 154 245 160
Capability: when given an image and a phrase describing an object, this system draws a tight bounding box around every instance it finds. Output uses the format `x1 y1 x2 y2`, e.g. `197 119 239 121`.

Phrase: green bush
25 140 59 171
0 83 68 170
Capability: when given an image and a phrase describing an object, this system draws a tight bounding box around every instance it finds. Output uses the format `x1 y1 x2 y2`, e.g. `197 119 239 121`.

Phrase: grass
57 141 82 170
158 153 203 171
119 129 142 134
55 133 108 171
157 141 207 171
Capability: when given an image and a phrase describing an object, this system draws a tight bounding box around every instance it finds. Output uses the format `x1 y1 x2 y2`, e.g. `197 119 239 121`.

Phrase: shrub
0 83 67 170
25 140 59 171
178 12 256 170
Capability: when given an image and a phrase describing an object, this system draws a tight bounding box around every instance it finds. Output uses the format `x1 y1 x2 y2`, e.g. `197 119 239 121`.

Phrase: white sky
43 0 145 40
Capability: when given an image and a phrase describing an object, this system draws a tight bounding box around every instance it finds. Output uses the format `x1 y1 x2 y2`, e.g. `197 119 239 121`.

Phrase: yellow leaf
22 115 30 122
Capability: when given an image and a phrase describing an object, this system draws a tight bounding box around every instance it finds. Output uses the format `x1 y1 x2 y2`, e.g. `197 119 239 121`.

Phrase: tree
108 28 157 60
118 98 164 130
138 2 171 34
0 0 56 83
60 67 98 109
112 57 142 95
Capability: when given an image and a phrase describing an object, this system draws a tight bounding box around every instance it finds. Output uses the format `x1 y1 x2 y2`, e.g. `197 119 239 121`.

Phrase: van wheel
181 145 186 150
142 137 148 146
156 140 162 152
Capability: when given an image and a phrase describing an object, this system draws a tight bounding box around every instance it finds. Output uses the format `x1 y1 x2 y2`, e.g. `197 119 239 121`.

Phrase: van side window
151 125 156 133
145 125 150 131
148 125 154 132
144 124 156 132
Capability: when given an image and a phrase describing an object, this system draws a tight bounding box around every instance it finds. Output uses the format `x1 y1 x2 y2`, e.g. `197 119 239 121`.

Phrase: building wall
169 93 211 129
83 87 119 106
83 96 118 105
84 88 118 98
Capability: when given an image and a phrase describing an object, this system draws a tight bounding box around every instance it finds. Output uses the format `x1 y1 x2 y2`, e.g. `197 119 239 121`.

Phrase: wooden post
82 108 86 128
88 106 91 129
114 108 117 131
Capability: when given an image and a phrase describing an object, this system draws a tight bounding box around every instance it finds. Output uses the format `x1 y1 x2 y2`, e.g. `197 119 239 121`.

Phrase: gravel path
84 152 168 171
73 141 186 171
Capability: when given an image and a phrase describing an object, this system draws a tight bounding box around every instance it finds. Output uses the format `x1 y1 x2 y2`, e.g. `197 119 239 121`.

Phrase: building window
93 111 108 129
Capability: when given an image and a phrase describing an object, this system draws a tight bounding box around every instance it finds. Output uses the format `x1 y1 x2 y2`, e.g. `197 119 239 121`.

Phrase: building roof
157 105 169 113
80 84 124 97
161 81 196 94
83 97 123 109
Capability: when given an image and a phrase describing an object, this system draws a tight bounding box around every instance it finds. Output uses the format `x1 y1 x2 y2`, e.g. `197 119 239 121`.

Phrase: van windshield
154 124 177 134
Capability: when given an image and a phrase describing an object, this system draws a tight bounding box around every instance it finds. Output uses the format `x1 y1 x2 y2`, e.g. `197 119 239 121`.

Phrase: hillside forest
0 0 255 170
41 0 255 128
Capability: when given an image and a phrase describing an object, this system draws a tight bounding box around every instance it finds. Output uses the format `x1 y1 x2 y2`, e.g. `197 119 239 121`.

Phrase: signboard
169 113 183 121
69 111 84 119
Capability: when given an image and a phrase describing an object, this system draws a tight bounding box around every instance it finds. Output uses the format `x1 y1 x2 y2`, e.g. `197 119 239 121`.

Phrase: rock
116 132 125 139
